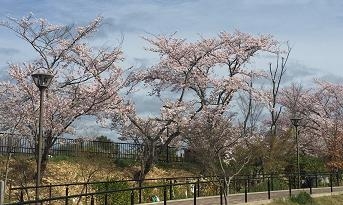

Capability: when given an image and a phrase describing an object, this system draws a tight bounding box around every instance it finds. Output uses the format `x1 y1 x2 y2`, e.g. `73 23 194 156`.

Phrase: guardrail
0 135 185 162
4 172 342 204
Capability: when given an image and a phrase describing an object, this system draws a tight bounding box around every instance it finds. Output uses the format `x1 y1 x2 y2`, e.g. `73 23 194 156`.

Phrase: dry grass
0 155 194 187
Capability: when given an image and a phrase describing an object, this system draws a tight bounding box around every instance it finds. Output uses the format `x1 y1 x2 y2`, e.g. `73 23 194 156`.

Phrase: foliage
290 192 314 205
93 180 131 205
114 159 137 168
249 178 289 192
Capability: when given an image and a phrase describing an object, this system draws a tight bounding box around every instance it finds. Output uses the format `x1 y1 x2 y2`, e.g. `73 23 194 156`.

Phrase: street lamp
31 70 53 202
290 117 302 189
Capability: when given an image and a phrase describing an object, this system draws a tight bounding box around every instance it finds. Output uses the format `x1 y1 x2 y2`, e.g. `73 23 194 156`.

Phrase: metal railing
0 135 185 162
4 172 343 205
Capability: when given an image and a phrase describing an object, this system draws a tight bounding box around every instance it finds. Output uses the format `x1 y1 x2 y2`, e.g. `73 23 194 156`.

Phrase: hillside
1 155 196 188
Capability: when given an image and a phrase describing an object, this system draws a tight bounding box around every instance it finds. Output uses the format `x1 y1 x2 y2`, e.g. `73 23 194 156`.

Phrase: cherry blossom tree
118 31 279 180
0 14 129 179
282 81 343 170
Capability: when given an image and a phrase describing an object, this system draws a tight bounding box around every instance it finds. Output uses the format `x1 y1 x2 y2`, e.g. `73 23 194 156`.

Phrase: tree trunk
134 140 158 181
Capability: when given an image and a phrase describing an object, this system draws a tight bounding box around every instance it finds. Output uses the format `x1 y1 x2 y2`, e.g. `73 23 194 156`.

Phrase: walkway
141 186 343 205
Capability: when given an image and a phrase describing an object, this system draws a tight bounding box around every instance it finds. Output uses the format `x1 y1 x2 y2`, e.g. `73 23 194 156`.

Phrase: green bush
114 158 136 168
290 192 314 205
93 180 131 205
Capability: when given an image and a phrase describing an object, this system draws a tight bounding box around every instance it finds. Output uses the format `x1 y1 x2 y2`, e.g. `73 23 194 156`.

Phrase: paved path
141 186 343 205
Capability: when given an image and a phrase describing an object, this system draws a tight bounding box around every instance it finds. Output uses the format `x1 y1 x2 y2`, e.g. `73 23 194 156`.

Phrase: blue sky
1 0 343 138
1 0 343 77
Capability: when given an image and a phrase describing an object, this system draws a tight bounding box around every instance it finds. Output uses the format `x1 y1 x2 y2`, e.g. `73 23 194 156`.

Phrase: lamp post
290 117 302 189
31 70 53 202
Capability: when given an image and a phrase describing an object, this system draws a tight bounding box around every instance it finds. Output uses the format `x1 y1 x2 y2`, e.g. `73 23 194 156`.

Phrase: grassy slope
0 155 196 187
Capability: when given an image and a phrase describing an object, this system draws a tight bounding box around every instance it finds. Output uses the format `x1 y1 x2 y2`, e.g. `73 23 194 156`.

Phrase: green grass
266 194 343 205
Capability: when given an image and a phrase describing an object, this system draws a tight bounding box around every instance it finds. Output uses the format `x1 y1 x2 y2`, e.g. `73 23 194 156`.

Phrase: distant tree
282 81 343 170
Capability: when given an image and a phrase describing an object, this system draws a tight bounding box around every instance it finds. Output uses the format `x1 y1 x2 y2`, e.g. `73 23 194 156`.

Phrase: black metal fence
0 134 185 162
4 172 343 204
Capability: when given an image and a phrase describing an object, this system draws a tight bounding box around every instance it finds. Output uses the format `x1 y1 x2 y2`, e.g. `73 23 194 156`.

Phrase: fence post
309 178 312 195
164 185 167 205
104 183 108 205
288 176 292 197
336 171 339 186
0 181 4 205
91 195 94 205
197 178 200 197
315 173 318 188
244 179 248 203
20 190 23 203
220 184 223 205
330 173 333 193
267 178 271 200
9 182 11 202
193 183 196 205
65 185 69 205
49 183 52 205
247 176 250 192
169 180 173 200
138 181 142 203
131 190 134 205
85 184 88 204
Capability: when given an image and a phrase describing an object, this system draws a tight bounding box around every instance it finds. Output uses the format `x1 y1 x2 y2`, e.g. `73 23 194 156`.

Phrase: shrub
290 191 314 205
114 159 136 168
93 180 131 205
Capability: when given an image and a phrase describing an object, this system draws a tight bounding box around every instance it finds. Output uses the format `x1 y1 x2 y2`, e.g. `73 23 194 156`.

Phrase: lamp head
31 69 54 89
290 117 302 127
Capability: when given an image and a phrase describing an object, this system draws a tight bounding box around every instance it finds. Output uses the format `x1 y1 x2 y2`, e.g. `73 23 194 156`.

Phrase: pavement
140 186 343 205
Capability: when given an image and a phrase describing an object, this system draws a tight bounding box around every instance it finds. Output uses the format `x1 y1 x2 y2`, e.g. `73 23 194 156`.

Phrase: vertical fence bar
244 180 248 203
288 176 292 197
169 180 173 200
220 184 223 205
8 183 12 203
20 190 23 203
309 178 312 195
193 183 196 205
85 184 88 204
197 178 200 197
247 176 250 192
330 173 333 193
104 182 108 205
131 190 134 205
267 178 271 200
91 195 94 205
139 181 142 203
315 173 318 188
336 171 339 186
65 185 69 205
49 183 52 205
164 186 167 205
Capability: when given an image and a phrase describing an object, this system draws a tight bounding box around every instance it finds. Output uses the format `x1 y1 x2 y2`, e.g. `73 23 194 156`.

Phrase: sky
1 0 343 138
